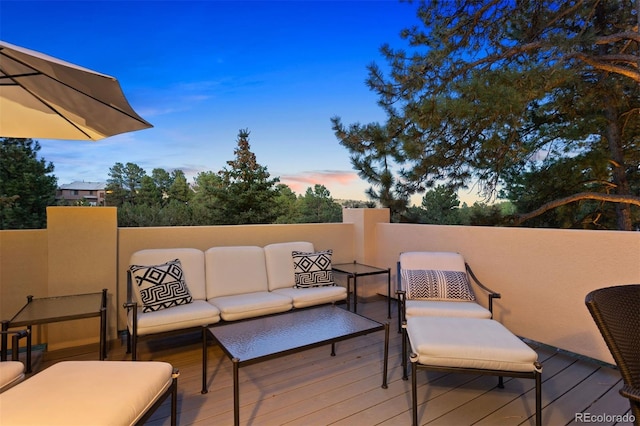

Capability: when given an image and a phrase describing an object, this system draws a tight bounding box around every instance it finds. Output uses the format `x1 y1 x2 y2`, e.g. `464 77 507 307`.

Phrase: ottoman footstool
405 317 542 426
0 361 179 425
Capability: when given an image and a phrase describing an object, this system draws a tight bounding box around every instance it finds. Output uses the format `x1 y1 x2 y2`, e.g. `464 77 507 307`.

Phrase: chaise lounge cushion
264 242 347 308
0 361 175 425
205 246 292 321
405 299 492 319
0 361 24 393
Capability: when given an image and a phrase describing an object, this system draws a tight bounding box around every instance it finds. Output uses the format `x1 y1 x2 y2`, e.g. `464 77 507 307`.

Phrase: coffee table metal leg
382 322 389 388
201 327 208 394
353 275 358 313
233 357 240 426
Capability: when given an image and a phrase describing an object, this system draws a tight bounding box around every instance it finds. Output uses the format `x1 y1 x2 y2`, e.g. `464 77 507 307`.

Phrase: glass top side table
1 289 107 372
332 261 391 318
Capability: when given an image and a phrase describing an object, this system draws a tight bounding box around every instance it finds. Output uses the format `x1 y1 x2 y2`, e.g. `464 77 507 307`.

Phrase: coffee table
204 304 389 426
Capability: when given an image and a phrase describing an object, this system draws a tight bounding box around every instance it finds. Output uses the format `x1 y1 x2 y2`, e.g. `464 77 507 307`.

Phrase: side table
332 261 391 318
1 289 107 372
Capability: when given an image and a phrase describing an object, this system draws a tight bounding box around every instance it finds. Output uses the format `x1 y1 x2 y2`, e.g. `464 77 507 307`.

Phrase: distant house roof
58 181 107 191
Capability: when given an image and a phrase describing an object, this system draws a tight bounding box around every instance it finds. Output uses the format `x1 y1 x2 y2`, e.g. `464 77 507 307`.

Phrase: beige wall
0 229 48 320
1 207 638 364
376 223 640 364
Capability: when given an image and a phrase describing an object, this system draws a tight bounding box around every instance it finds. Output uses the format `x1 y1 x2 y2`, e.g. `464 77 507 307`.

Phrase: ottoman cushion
407 317 538 372
0 361 175 425
0 361 25 392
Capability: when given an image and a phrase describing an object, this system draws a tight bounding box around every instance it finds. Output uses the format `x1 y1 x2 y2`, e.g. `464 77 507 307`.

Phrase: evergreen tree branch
512 193 640 226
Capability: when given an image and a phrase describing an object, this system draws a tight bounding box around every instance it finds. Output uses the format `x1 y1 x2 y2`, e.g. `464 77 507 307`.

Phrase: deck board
30 298 629 426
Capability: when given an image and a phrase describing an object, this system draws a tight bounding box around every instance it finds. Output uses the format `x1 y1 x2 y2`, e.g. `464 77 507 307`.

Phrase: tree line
99 130 349 227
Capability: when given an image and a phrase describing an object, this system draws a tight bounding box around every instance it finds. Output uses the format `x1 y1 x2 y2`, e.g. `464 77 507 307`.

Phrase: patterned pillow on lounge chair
401 269 476 301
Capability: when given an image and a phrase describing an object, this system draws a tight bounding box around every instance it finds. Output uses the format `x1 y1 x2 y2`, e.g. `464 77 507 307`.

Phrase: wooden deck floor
33 298 633 426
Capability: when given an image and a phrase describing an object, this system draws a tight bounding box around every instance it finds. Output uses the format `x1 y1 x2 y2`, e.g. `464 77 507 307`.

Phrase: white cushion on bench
130 300 220 335
0 361 174 425
210 291 292 321
272 287 347 309
205 246 292 321
0 361 24 392
405 299 491 319
407 317 538 372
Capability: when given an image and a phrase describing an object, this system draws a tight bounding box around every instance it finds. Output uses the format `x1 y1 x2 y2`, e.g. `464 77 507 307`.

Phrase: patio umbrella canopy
0 40 152 141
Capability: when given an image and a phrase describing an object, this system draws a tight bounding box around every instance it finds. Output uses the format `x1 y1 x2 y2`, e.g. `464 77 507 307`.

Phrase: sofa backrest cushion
129 248 206 302
205 246 269 298
264 241 314 291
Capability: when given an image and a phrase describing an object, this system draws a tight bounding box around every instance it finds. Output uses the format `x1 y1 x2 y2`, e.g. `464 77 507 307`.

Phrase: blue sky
1 0 423 201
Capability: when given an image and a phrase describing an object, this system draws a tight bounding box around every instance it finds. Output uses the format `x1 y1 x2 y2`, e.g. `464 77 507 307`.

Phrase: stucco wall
1 207 638 364
0 229 48 320
376 223 640 364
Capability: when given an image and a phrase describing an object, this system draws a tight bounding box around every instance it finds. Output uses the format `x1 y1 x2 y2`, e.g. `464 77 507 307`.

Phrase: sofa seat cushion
0 361 24 393
209 292 292 321
0 361 175 425
405 299 491 319
407 317 538 372
129 300 220 335
272 286 347 309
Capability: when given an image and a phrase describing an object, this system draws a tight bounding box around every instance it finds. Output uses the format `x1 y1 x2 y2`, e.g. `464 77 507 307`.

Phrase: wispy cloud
279 170 359 194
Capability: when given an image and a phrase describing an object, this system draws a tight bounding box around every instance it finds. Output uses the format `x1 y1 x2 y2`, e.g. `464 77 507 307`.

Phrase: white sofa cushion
0 361 175 425
130 248 207 301
0 361 24 393
405 299 491 319
205 246 271 297
264 241 314 291
407 317 538 372
129 300 220 335
272 286 347 309
210 291 292 321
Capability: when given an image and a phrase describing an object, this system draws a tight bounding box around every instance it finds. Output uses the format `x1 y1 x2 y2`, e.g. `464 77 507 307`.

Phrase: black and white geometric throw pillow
401 269 476 301
129 258 193 312
292 250 335 288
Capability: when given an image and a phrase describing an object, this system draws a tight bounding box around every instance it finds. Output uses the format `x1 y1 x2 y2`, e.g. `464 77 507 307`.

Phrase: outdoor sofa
124 241 347 361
